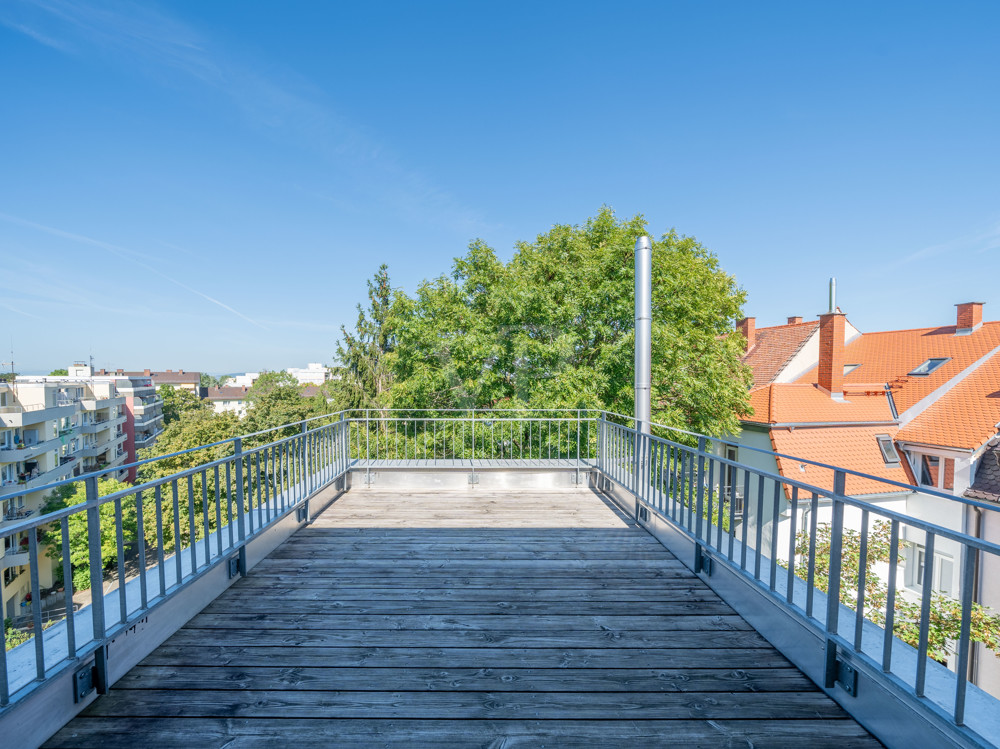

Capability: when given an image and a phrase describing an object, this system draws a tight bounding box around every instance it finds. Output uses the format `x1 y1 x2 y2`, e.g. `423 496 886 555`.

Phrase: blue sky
1 1 998 374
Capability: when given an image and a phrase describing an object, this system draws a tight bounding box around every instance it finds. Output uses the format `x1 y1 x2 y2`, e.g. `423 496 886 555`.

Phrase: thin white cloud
0 212 268 329
892 221 1000 268
0 0 490 237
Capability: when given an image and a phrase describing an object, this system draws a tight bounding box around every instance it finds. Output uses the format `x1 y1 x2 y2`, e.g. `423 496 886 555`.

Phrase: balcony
78 415 126 434
0 436 61 462
0 402 76 428
134 430 160 450
80 396 126 411
0 411 997 749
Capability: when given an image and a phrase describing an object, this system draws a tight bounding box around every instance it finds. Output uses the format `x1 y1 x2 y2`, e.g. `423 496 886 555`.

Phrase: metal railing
596 411 1000 744
2 408 999 748
0 411 351 710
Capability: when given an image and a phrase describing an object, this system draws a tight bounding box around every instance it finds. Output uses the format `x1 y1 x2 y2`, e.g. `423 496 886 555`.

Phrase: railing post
84 475 108 693
824 469 847 688
300 420 309 498
576 409 581 485
234 437 247 577
365 409 371 485
695 436 707 551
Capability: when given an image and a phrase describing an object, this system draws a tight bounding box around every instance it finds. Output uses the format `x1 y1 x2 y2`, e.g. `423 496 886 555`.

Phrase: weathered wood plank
137 646 795 669
81 689 850 720
45 717 882 749
202 600 735 616
117 665 817 693
184 612 751 631
222 583 724 602
163 628 774 649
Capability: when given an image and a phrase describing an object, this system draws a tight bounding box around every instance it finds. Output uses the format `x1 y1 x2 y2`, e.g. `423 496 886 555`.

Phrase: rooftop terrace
1 410 999 747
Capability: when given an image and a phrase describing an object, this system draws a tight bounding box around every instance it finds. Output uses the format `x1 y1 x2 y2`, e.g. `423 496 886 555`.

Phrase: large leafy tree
385 207 751 435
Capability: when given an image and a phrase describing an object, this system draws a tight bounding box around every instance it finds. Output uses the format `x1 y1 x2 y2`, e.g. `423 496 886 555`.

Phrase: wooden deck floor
46 489 879 748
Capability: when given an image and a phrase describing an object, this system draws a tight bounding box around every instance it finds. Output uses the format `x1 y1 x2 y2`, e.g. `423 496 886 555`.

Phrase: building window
905 544 955 596
908 358 950 376
876 435 900 464
919 455 940 487
722 446 744 517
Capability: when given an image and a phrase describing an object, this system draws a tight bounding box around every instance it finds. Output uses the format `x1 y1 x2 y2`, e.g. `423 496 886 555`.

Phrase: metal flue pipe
635 236 652 436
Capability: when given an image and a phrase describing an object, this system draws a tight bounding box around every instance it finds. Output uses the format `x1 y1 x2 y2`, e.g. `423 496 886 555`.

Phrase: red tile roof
770 426 913 497
742 321 818 389
896 353 1000 449
206 386 249 401
745 383 895 425
796 321 1000 414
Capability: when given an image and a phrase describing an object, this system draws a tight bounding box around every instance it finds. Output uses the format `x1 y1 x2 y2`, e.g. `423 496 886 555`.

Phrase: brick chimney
818 312 846 397
956 302 984 334
787 316 803 325
736 317 756 352
143 369 150 376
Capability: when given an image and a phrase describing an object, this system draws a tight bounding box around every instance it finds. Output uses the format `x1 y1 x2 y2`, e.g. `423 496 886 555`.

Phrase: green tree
0 372 17 383
796 521 1000 662
159 384 209 425
334 264 396 410
42 477 135 591
49 368 68 376
243 371 313 440
385 208 752 435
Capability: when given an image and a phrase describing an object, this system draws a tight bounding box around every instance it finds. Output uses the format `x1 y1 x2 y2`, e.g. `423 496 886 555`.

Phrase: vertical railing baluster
754 475 765 580
806 492 819 618
214 465 222 558
201 470 211 565
854 509 869 651
740 470 751 571
882 520 900 672
155 485 166 597
136 490 147 610
954 544 977 725
61 517 76 658
114 496 127 624
826 472 848 639
234 437 247 576
86 476 108 690
769 480 780 591
915 531 936 696
187 474 198 572
786 487 798 604
28 528 45 679
171 480 182 587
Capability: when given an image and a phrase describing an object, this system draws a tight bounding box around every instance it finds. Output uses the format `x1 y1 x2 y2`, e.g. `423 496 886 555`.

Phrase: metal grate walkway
45 489 879 747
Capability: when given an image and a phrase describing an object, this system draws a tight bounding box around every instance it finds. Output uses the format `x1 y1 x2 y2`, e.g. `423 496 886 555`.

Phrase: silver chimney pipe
829 277 837 314
635 236 652 436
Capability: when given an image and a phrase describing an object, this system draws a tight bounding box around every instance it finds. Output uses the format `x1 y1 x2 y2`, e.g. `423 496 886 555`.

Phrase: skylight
908 357 950 376
876 434 900 464
844 363 861 375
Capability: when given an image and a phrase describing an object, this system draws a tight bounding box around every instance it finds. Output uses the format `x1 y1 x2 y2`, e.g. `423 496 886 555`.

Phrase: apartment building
0 380 82 619
285 363 331 386
95 368 202 394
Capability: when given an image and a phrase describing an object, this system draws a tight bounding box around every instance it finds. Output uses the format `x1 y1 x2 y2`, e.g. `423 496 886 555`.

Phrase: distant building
95 368 201 394
285 363 331 386
206 386 250 417
223 373 259 389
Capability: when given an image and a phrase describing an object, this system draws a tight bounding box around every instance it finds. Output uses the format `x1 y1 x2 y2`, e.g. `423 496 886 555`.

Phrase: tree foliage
49 368 68 376
336 208 752 436
796 521 1000 662
334 264 395 410
243 371 314 441
159 384 209 425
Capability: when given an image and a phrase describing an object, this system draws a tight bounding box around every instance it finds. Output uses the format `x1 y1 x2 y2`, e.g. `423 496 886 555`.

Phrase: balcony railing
0 409 998 748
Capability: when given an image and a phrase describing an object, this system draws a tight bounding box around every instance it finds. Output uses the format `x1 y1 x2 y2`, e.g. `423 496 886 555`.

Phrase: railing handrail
601 409 1000 515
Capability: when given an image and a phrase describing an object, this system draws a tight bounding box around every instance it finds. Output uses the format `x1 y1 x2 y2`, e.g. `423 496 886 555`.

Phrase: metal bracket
227 555 242 579
637 505 650 522
363 472 377 485
296 500 310 523
694 544 713 575
468 473 480 485
73 663 95 703
825 640 859 697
